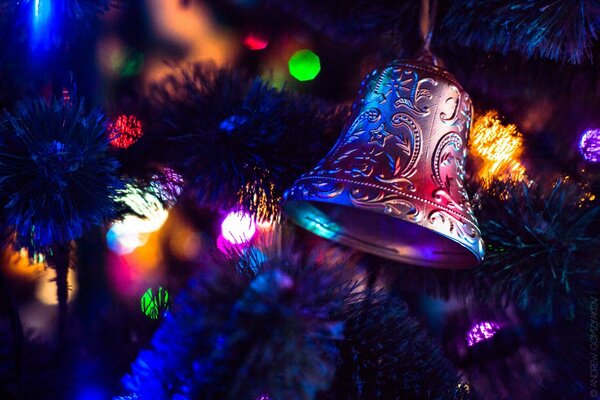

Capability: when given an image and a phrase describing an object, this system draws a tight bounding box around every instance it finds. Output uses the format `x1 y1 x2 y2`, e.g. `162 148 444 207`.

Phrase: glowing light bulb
221 210 256 244
288 49 321 81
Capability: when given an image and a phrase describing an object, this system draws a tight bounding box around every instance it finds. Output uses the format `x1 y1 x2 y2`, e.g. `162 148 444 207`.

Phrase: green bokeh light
288 49 321 81
110 47 144 78
141 287 170 319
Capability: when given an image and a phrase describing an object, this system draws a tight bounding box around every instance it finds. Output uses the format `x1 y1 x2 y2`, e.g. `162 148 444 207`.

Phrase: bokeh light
141 287 170 319
466 321 500 346
243 33 269 50
288 49 321 81
107 183 170 255
2 246 46 280
470 111 527 188
107 218 152 255
35 266 78 305
152 168 184 206
109 46 145 77
108 115 143 148
221 210 256 244
578 129 600 163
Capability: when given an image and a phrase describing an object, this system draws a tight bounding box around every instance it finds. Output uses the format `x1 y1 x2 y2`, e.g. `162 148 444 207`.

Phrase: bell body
283 61 484 268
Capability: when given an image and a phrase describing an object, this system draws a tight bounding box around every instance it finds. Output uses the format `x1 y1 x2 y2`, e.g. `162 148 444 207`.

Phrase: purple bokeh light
466 321 500 346
579 129 600 163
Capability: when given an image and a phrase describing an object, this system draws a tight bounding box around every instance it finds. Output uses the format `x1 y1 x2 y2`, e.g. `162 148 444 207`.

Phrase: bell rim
282 196 484 269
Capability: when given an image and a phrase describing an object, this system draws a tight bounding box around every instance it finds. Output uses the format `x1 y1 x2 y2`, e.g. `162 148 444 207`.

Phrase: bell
282 60 485 268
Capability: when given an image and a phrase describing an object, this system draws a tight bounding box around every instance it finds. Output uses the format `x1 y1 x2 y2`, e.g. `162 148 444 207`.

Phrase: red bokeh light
243 34 268 51
108 114 143 148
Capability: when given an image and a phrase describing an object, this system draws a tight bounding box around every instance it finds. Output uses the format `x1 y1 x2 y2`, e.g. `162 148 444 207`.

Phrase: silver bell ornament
283 59 484 268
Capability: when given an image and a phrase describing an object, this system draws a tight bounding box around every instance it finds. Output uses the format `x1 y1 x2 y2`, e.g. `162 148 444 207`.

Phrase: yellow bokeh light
143 0 238 85
470 111 527 188
2 246 46 280
35 267 78 305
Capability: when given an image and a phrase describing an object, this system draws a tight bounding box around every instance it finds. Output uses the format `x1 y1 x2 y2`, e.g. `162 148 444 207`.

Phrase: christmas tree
0 1 599 399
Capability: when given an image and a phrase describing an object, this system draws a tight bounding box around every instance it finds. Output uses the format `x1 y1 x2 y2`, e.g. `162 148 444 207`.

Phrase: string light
470 111 527 188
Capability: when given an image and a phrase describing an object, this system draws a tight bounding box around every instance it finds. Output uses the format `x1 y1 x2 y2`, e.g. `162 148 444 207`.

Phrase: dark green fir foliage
139 63 346 221
321 293 462 400
121 241 354 400
247 0 599 64
474 179 600 319
0 97 121 251
442 0 600 64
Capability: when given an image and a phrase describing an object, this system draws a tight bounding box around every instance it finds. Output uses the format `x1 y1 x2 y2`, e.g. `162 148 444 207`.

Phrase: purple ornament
579 129 600 163
256 395 271 400
466 321 500 346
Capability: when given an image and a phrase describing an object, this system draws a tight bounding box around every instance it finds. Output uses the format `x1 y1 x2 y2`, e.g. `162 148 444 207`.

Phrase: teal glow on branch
288 49 321 81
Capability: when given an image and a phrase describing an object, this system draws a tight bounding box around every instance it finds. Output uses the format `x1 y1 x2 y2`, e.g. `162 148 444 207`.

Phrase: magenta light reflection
466 321 500 346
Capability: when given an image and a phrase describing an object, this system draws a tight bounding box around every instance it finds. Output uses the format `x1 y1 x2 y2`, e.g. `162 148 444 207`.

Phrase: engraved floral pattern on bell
283 60 485 268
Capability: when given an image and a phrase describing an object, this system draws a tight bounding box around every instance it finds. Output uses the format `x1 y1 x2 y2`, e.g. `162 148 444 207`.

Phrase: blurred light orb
107 184 169 255
288 49 321 81
110 47 144 77
470 111 527 187
35 267 78 305
243 33 268 50
107 219 150 255
108 114 143 148
466 321 500 346
221 210 256 244
579 129 600 163
141 287 170 319
152 168 184 206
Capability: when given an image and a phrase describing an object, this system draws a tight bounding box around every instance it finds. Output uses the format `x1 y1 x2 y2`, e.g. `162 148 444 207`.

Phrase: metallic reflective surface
283 60 485 268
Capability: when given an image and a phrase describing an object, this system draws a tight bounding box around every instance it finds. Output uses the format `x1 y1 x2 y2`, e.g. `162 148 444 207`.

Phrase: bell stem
418 0 440 66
